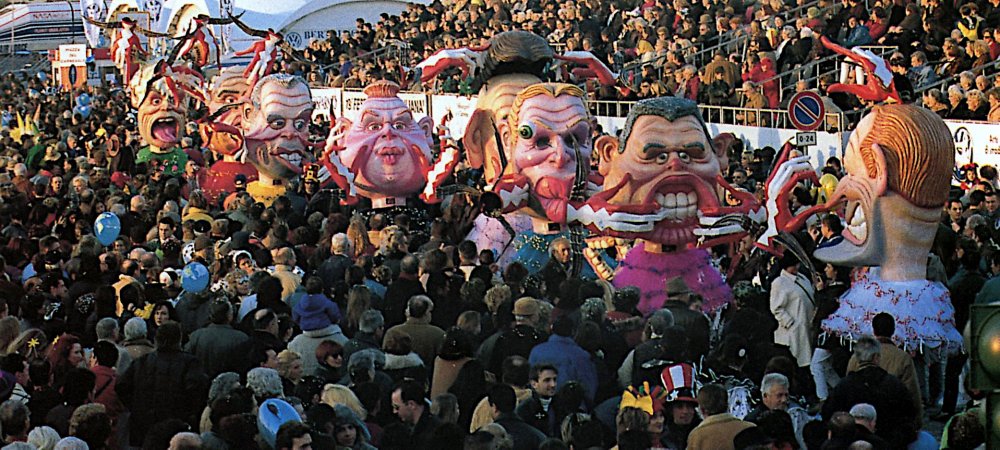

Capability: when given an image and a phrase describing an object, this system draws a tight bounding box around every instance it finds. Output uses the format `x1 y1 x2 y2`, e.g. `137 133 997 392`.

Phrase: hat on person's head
661 363 699 403
580 297 607 322
230 231 251 252
193 220 212 234
110 172 130 189
234 174 248 189
665 277 692 297
849 403 877 420
43 146 61 162
699 14 713 25
778 252 799 270
211 219 229 237
513 297 539 317
194 235 212 252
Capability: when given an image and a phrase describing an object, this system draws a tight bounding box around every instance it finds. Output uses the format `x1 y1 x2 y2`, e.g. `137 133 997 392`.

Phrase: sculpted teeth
655 191 698 220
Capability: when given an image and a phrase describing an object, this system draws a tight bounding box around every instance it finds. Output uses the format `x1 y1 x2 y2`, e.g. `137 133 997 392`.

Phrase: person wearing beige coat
687 384 756 450
770 255 816 368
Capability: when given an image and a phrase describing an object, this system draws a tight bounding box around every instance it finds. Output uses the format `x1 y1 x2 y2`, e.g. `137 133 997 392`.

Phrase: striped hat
661 363 698 403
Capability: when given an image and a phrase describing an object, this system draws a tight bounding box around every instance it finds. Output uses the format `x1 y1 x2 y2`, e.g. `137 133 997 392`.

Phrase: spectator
686 384 755 450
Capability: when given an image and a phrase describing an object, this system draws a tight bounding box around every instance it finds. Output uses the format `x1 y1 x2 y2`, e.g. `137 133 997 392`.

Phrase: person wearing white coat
770 255 816 368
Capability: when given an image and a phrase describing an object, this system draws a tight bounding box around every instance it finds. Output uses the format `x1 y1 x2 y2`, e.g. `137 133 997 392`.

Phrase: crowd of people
283 0 1000 124
0 0 995 448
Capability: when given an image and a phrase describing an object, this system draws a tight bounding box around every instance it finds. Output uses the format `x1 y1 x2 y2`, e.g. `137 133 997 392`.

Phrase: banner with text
311 88 342 121
946 120 1000 169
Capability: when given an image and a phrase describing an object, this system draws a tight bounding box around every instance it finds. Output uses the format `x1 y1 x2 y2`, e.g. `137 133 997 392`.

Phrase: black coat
663 300 711 360
116 349 209 445
821 365 916 448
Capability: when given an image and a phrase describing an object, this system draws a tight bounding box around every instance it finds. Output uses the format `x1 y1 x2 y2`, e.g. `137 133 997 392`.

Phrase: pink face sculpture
498 83 593 223
241 73 314 180
327 81 435 200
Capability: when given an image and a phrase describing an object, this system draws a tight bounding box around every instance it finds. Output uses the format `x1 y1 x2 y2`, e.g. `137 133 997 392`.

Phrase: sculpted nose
549 140 572 167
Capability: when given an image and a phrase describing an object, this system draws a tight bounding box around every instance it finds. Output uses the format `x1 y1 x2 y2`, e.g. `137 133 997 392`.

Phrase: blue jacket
292 293 342 332
529 335 598 402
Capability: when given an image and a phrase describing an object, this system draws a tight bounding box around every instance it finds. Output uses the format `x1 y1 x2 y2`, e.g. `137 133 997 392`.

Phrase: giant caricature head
330 81 434 199
499 83 593 222
202 67 249 157
463 31 553 185
814 104 953 279
130 62 195 153
242 73 314 180
588 97 726 246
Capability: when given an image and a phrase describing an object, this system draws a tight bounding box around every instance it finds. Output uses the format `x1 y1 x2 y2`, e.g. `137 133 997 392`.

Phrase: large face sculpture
587 97 725 246
242 74 314 180
331 81 434 199
131 64 189 153
202 68 248 157
813 104 953 276
465 73 540 185
499 83 593 223
462 31 553 186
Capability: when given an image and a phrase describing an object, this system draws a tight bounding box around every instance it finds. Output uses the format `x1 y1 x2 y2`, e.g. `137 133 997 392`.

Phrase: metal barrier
588 98 848 132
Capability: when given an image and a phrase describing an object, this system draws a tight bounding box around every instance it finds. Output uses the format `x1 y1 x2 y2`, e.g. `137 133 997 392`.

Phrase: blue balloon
93 212 121 246
257 399 301 448
181 262 210 293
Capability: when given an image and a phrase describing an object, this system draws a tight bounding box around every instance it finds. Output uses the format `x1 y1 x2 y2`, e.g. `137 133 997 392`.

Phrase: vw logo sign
285 32 302 49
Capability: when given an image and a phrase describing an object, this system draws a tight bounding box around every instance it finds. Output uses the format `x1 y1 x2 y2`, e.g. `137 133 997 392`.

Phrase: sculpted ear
463 109 494 169
712 132 736 172
595 135 619 177
242 104 254 123
868 141 889 197
417 116 434 142
497 120 512 158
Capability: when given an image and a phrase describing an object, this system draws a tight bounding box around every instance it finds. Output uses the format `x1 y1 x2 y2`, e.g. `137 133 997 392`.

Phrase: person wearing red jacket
743 54 780 108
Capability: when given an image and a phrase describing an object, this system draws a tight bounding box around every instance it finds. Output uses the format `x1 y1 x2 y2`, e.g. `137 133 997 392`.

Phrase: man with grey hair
745 373 791 425
317 233 353 292
849 403 877 433
92 316 132 373
122 317 154 362
168 431 203 450
822 336 917 448
343 309 385 364
387 295 445 366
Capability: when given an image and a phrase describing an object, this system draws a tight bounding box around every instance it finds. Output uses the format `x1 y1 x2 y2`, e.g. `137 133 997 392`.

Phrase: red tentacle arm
415 46 489 82
555 51 619 86
755 142 822 254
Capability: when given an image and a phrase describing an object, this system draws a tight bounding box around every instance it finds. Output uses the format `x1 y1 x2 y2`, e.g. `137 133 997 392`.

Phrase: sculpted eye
293 119 307 131
269 119 286 130
518 124 533 139
392 122 407 130
655 153 669 164
366 122 383 131
678 152 692 163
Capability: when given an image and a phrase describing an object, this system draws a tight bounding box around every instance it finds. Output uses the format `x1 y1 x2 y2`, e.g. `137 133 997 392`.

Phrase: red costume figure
821 35 902 103
171 14 239 67
85 16 169 88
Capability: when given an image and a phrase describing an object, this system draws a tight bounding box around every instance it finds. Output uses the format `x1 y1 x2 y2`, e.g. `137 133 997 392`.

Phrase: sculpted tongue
152 122 177 144
535 176 573 224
